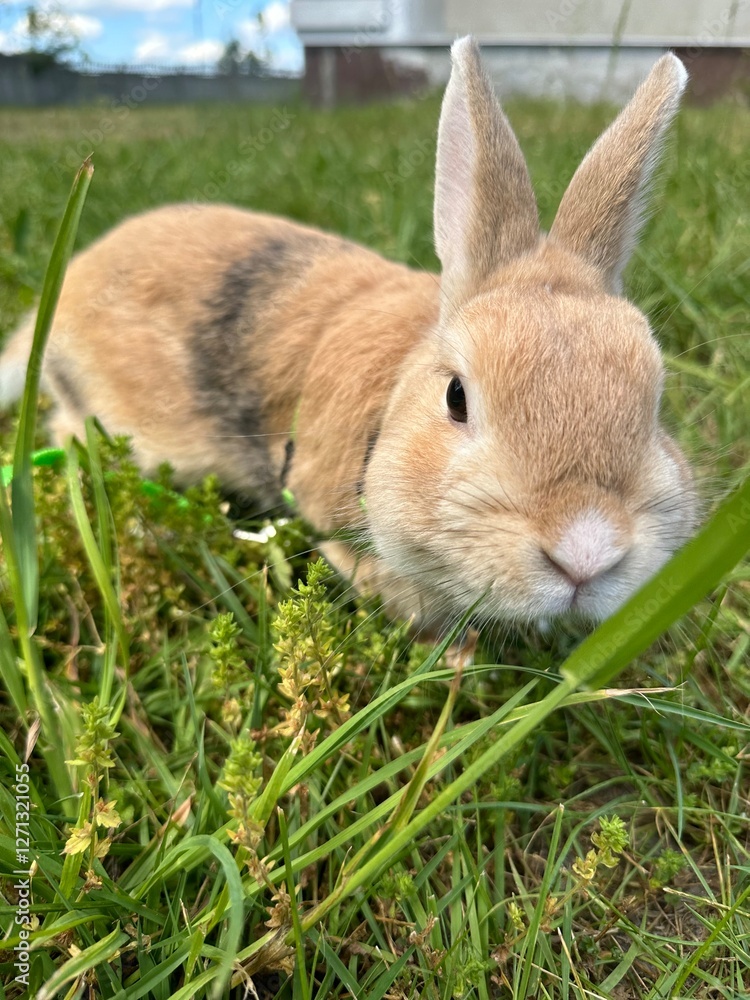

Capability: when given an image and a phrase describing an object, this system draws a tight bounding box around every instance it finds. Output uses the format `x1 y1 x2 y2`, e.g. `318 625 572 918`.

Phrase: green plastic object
1 446 190 510
1 447 66 488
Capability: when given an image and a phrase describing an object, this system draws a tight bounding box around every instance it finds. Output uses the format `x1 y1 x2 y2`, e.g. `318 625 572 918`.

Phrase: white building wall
291 0 750 102
291 0 750 46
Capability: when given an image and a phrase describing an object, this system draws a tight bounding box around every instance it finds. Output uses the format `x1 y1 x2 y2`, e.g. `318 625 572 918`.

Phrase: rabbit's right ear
434 36 539 312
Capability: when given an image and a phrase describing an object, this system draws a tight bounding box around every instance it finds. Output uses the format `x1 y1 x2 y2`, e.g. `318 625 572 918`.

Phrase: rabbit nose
543 512 629 586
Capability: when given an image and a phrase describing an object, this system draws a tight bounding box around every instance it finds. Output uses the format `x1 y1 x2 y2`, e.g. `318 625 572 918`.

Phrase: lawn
0 85 749 1000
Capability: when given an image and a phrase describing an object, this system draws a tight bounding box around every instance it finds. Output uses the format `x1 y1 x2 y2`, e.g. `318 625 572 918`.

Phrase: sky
0 0 304 73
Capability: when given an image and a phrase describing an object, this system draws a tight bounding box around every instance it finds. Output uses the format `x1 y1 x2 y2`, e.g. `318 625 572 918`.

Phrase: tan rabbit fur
0 37 697 632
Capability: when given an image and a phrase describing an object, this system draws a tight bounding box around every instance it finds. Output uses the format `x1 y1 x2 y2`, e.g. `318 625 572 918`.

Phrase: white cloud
237 3 291 44
134 32 170 62
262 1 290 33
63 0 193 10
0 11 102 53
229 6 302 73
66 13 103 39
0 25 24 54
236 18 262 49
268 37 303 73
178 39 224 64
134 31 225 65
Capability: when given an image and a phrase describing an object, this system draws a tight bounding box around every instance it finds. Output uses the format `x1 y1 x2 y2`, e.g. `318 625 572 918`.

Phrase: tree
216 38 265 76
22 4 85 71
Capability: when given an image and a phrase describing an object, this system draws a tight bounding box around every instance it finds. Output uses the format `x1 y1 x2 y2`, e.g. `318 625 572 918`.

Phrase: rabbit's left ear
549 54 687 294
434 36 539 312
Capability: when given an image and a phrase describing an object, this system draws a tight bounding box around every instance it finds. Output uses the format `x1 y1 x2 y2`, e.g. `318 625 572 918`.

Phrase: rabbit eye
447 376 467 423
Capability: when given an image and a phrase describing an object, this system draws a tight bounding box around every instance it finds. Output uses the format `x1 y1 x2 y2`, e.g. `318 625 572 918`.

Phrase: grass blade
66 443 130 707
11 157 93 630
36 926 129 1000
516 804 565 999
561 475 750 691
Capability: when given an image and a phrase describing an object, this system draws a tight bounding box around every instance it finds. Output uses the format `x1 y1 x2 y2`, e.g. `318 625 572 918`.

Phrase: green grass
0 91 749 999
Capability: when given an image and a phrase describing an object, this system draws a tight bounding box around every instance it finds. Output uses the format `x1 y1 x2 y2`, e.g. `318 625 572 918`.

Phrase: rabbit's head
364 38 696 626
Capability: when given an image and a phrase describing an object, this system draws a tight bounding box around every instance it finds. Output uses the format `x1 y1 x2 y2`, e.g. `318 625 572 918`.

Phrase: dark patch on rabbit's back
46 358 85 417
189 232 326 505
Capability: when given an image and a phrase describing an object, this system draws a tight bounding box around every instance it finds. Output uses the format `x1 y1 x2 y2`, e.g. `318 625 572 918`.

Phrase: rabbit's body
4 204 437 521
0 39 698 631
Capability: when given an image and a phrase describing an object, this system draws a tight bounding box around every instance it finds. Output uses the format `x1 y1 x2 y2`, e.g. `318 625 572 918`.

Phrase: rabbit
0 37 697 634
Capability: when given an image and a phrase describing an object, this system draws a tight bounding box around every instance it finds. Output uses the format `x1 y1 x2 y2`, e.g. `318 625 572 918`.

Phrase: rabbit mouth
543 561 650 624
479 561 637 626
566 583 621 623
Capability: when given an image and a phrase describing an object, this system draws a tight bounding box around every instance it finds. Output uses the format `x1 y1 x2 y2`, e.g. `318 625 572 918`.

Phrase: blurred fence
0 55 300 107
